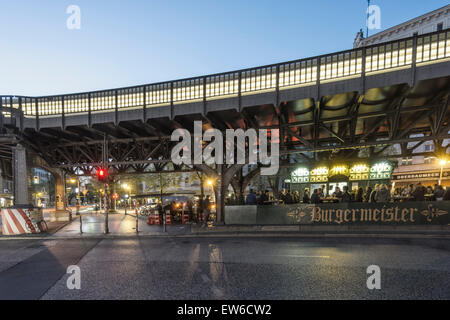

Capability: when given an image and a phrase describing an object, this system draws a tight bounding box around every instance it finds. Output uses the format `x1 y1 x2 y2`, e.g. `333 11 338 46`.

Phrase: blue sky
1 0 448 96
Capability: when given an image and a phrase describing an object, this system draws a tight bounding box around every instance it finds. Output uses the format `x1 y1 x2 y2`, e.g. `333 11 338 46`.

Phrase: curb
1 231 450 241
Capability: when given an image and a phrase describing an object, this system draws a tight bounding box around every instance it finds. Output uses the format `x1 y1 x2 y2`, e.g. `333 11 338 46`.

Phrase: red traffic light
97 168 107 181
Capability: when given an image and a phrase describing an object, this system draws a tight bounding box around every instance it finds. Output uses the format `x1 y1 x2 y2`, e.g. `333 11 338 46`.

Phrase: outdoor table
321 197 339 203
392 196 414 202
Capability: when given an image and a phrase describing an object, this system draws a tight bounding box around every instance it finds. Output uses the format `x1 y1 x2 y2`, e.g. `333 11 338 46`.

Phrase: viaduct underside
0 29 449 221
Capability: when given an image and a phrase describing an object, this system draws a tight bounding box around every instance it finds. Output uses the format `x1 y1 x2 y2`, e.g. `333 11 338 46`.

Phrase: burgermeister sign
287 203 449 225
225 202 450 225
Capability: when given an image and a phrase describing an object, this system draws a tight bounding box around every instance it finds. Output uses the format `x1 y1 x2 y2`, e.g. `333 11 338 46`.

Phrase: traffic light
97 168 107 182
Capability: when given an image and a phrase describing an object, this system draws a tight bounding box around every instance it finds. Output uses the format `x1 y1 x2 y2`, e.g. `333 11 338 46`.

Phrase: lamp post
207 179 215 202
122 183 131 214
70 178 81 215
439 159 448 185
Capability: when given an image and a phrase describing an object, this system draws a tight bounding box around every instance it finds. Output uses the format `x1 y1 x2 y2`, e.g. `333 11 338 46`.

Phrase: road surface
0 236 448 299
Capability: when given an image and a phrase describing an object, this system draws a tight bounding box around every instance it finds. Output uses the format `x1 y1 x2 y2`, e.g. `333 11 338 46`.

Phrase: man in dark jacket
284 191 293 204
246 189 257 205
259 190 269 204
443 187 450 201
412 183 425 201
310 189 320 204
302 189 310 203
341 186 352 203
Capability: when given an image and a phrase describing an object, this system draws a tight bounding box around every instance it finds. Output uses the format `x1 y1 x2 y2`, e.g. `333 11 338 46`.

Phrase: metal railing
1 29 449 118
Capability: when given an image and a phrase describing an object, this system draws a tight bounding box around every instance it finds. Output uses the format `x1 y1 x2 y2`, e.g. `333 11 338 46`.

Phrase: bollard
135 213 139 234
79 215 83 234
163 211 166 233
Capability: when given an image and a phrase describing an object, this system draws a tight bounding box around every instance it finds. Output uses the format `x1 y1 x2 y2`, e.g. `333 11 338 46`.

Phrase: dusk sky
1 0 449 96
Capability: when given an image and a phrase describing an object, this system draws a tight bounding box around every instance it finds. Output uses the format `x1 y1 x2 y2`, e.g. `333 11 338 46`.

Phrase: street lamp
206 179 215 202
122 183 132 213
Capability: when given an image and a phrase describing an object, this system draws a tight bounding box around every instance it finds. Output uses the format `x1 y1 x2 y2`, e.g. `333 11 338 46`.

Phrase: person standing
202 196 211 224
434 185 445 201
246 189 257 205
285 191 293 204
310 189 320 204
443 187 450 200
375 184 390 202
293 191 300 203
355 187 364 202
363 186 372 202
412 183 425 201
341 186 352 203
259 190 269 205
303 188 310 203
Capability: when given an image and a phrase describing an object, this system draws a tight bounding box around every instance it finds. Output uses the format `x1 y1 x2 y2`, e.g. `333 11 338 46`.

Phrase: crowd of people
238 183 450 205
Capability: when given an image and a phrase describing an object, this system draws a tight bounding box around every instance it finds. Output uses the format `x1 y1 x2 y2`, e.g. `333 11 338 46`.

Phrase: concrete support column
13 145 31 206
51 169 70 222
214 167 224 223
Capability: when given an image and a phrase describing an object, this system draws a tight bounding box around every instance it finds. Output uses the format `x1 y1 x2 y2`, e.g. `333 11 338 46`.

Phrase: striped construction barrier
182 211 190 224
147 211 161 225
1 208 43 235
165 210 173 225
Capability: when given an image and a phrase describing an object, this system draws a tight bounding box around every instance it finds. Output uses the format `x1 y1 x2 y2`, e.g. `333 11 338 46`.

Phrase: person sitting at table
402 184 414 197
303 188 310 204
333 187 343 200
317 187 324 198
327 186 333 198
310 189 320 204
412 183 425 201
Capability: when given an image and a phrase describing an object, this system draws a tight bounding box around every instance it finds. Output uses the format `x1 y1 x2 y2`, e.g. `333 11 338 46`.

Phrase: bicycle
37 219 48 232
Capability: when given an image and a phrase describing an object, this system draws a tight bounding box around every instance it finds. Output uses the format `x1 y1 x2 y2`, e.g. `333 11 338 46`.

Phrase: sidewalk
1 211 450 239
52 211 191 237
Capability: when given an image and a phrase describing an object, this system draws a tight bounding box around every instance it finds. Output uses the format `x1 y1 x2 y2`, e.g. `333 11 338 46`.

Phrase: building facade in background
354 5 450 188
354 4 450 48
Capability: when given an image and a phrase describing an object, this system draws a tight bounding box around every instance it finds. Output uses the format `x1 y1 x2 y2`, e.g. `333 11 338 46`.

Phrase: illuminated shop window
369 162 393 180
310 167 329 183
349 164 369 181
329 165 349 177
291 167 310 183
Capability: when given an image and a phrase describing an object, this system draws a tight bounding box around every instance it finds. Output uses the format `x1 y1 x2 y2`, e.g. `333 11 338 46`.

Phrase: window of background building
424 156 434 164
402 157 412 165
424 144 434 152
437 22 443 31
